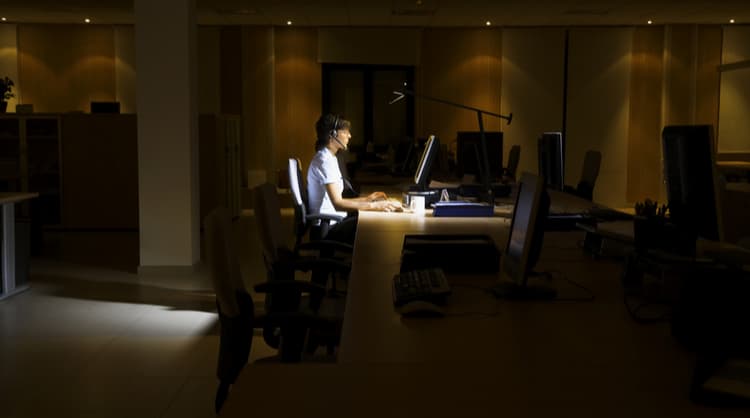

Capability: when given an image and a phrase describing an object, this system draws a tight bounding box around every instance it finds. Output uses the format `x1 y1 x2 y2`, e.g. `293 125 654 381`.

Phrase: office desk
221 208 742 416
1 192 38 300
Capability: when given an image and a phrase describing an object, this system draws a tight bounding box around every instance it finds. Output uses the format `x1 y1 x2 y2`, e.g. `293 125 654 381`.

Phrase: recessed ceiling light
84 18 91 23
647 20 653 25
485 21 491 26
1 17 6 22
286 20 292 25
730 19 735 24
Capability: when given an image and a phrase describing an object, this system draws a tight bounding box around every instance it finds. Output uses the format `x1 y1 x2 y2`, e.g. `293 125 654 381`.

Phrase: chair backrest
253 182 288 268
204 207 244 317
204 207 256 412
288 158 309 245
506 145 521 179
576 150 602 201
580 150 602 187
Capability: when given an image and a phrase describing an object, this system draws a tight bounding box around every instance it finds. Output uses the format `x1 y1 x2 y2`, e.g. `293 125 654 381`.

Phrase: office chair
288 158 353 296
205 203 346 412
204 207 255 413
564 150 601 201
252 182 348 356
502 145 521 181
288 157 353 246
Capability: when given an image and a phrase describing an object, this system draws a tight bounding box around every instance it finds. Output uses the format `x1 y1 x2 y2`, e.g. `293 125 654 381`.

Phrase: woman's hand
366 191 388 202
368 199 403 212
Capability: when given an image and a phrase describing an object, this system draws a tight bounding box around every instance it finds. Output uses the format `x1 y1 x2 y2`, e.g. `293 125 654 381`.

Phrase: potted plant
0 76 14 113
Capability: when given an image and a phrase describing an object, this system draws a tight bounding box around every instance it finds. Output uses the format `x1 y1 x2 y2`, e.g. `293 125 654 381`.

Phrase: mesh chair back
204 207 243 317
507 145 521 179
288 158 309 245
253 182 287 268
580 150 601 187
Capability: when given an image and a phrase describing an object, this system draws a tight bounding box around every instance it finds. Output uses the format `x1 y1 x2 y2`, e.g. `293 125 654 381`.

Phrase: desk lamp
390 89 512 204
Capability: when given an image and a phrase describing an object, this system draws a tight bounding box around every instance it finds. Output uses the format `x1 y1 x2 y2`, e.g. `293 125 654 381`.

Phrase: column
134 0 200 272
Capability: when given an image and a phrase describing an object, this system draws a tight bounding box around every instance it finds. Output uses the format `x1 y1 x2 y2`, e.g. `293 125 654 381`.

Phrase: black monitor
456 131 503 180
413 134 440 191
90 101 120 114
492 172 555 299
662 125 721 242
538 132 564 191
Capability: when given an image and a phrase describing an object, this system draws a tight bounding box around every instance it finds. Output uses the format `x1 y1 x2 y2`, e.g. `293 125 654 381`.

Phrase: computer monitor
413 135 440 191
538 132 564 191
456 131 503 180
492 172 555 299
90 101 120 114
662 125 722 243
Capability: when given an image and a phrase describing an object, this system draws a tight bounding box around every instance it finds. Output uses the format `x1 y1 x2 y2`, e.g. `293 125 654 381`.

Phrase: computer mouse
397 300 445 318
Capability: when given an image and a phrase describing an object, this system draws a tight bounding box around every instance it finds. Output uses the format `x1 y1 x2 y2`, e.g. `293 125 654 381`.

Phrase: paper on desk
429 180 460 189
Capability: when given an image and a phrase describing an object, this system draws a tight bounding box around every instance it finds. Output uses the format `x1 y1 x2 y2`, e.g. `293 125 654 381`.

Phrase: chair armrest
307 213 346 224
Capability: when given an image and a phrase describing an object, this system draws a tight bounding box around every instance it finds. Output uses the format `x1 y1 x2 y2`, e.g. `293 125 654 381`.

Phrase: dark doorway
322 64 415 157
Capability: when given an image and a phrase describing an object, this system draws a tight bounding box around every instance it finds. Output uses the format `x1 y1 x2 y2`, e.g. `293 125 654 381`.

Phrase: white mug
410 195 426 215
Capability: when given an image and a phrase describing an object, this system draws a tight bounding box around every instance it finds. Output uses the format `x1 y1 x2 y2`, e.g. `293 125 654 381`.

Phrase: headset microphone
333 137 347 150
330 115 346 150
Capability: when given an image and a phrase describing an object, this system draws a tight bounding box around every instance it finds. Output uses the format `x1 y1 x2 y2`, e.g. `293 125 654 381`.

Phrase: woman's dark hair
314 113 350 151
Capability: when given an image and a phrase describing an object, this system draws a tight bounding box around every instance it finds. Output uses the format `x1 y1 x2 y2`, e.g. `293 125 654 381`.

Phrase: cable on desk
541 270 596 302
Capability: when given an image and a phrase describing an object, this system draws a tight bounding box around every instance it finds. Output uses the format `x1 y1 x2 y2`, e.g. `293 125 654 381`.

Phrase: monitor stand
491 273 558 300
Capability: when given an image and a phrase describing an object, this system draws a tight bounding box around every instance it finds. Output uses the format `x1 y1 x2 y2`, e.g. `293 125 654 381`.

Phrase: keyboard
392 268 451 307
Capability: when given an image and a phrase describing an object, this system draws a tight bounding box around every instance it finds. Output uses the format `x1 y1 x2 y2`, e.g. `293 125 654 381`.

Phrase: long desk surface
220 198 744 417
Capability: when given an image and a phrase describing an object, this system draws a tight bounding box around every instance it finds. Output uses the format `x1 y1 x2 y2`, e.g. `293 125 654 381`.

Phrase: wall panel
274 28 321 176
627 27 664 203
114 25 136 113
567 28 633 208
500 28 565 177
418 29 503 161
718 26 750 153
18 24 116 113
242 26 275 178
0 25 19 112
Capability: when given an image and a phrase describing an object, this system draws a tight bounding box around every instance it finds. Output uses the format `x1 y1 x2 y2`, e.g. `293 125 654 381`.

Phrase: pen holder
633 215 665 251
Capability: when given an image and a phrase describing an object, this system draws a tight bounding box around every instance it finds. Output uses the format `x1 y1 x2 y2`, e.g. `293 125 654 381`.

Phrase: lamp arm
394 89 512 125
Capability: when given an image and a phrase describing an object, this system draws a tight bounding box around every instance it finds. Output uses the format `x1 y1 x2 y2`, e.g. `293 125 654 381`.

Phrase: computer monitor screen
413 135 439 190
493 172 553 299
662 125 721 241
538 132 564 191
456 131 503 180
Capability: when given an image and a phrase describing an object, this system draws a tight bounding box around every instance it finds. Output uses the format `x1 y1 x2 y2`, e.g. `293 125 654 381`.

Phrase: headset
330 114 347 150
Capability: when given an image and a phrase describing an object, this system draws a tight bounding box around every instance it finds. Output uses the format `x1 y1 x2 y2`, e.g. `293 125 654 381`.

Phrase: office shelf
0 115 61 224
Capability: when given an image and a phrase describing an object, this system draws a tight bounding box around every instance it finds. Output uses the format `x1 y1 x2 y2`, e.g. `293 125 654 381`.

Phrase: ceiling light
486 21 491 26
647 20 652 25
730 19 735 24
286 20 292 25
84 18 91 23
1 17 6 22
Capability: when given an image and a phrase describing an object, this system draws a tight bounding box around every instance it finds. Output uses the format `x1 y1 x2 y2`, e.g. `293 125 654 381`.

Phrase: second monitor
456 131 503 181
538 132 564 191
